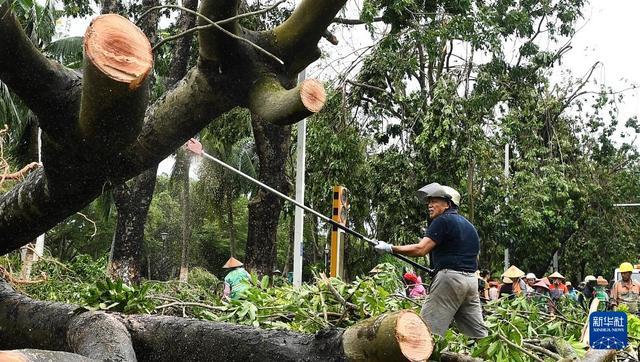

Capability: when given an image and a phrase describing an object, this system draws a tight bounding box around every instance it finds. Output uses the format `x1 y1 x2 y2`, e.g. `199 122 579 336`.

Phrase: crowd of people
472 262 640 314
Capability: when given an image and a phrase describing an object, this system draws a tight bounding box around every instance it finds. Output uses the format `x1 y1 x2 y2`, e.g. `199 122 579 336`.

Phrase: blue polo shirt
425 208 479 272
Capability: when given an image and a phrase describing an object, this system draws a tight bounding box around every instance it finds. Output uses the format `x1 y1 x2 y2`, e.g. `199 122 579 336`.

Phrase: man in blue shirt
375 183 487 338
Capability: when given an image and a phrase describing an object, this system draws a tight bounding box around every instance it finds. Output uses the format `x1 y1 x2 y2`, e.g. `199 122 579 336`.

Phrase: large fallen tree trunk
0 349 95 362
0 279 433 361
0 280 136 361
580 349 617 362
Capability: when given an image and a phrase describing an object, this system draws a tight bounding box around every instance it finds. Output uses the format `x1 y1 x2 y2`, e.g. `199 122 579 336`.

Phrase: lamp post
160 232 169 278
324 243 330 274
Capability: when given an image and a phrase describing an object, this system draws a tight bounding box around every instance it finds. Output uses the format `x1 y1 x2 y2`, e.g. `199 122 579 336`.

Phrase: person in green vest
222 257 251 300
594 276 610 311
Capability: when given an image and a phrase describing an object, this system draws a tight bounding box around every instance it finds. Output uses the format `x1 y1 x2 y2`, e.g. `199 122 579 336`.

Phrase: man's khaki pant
421 269 488 338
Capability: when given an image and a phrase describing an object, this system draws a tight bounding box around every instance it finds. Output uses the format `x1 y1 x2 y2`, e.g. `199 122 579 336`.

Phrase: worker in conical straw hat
222 256 251 301
499 276 515 298
611 262 640 313
502 265 526 295
548 271 568 299
373 182 487 338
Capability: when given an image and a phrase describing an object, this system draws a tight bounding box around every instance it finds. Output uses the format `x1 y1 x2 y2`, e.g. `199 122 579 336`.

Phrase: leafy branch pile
5 256 640 361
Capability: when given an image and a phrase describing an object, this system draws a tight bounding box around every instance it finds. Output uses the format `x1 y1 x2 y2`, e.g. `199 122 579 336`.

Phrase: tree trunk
108 0 196 285
245 115 292 275
227 190 237 257
108 167 157 284
174 148 192 283
0 279 433 361
0 280 136 361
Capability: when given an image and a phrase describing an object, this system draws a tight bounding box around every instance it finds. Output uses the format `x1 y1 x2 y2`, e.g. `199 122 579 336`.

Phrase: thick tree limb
248 76 326 125
0 279 432 361
0 170 95 255
0 2 80 139
79 14 153 154
0 279 136 361
198 0 241 61
273 0 347 74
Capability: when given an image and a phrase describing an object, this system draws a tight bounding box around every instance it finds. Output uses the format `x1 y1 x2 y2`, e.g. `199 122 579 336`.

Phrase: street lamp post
160 232 169 278
324 243 330 274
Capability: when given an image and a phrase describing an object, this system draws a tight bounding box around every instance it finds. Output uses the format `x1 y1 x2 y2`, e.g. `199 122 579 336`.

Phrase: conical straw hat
596 276 608 286
548 271 565 280
533 280 549 290
502 276 513 284
502 265 525 279
222 256 243 269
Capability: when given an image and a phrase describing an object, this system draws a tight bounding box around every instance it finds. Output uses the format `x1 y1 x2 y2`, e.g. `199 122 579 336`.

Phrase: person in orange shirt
548 272 568 300
611 262 640 313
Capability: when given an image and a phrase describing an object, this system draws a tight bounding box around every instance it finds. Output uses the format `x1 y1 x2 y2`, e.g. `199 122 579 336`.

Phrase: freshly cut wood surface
395 310 434 361
299 79 326 113
84 14 152 89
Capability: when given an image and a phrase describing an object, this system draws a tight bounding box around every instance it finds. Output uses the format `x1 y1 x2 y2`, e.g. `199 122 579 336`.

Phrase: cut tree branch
248 75 326 125
79 14 153 154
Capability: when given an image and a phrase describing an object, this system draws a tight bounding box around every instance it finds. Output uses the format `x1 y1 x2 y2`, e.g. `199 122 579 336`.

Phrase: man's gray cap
416 183 461 206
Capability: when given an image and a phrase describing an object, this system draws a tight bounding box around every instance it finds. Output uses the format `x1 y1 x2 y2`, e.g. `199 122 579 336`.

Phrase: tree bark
0 349 94 362
580 349 617 362
0 280 136 361
245 115 292 275
108 167 157 284
440 352 484 362
0 279 433 361
174 148 192 283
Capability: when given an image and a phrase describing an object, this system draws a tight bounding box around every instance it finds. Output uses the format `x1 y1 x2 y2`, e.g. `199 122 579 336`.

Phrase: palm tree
198 117 257 259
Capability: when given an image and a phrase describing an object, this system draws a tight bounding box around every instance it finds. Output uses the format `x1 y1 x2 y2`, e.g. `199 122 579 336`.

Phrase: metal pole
504 143 509 271
293 70 307 287
613 203 640 207
35 127 44 258
198 151 433 274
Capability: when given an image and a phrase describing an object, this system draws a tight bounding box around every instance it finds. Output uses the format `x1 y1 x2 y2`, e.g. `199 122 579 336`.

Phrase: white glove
374 240 393 254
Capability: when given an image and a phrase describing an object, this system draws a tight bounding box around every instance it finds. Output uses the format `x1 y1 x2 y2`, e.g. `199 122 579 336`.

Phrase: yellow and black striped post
330 186 349 278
